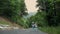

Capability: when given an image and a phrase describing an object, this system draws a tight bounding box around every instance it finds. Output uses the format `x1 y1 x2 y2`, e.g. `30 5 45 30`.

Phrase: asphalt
0 28 47 34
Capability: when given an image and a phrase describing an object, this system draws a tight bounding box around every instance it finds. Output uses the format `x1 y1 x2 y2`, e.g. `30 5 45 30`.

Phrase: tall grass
39 26 60 34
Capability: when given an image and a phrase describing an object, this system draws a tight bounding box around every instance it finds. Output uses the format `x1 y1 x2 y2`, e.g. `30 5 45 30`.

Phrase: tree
0 0 11 17
37 0 60 26
0 0 28 26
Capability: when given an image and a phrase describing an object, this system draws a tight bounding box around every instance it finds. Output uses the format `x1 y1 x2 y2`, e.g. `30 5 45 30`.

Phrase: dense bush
0 0 28 28
37 0 60 26
28 11 48 27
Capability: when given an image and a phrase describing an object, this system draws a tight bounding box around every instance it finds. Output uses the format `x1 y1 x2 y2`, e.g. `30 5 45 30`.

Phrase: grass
0 18 11 25
0 21 10 25
39 26 60 34
0 20 11 25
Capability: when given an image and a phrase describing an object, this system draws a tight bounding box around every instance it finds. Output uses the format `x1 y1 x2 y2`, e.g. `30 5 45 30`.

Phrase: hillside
0 17 23 30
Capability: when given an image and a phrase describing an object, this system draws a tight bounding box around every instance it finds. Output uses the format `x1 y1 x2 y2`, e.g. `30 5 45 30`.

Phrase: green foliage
28 11 47 27
39 26 60 34
0 0 28 28
16 18 29 28
0 0 11 16
37 0 60 26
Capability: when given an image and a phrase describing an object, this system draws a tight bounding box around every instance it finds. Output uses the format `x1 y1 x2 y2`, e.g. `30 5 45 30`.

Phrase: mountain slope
0 17 23 29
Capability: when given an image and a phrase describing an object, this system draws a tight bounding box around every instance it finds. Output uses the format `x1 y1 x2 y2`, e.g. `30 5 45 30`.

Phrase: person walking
31 22 37 28
31 22 38 31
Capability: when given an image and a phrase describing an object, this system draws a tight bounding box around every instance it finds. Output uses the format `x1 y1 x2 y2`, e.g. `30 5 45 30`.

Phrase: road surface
0 28 47 34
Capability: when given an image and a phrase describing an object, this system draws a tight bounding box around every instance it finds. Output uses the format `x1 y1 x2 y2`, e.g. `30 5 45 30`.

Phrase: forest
0 0 60 34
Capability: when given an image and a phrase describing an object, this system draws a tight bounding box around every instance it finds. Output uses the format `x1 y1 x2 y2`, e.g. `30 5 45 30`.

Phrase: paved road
0 28 47 34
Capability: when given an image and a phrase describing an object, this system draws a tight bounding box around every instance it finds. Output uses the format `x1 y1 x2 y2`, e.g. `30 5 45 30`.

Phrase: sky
25 0 38 13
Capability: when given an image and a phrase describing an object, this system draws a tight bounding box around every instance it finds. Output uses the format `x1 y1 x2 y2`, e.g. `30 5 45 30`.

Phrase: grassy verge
0 19 11 25
0 21 10 25
39 26 60 34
